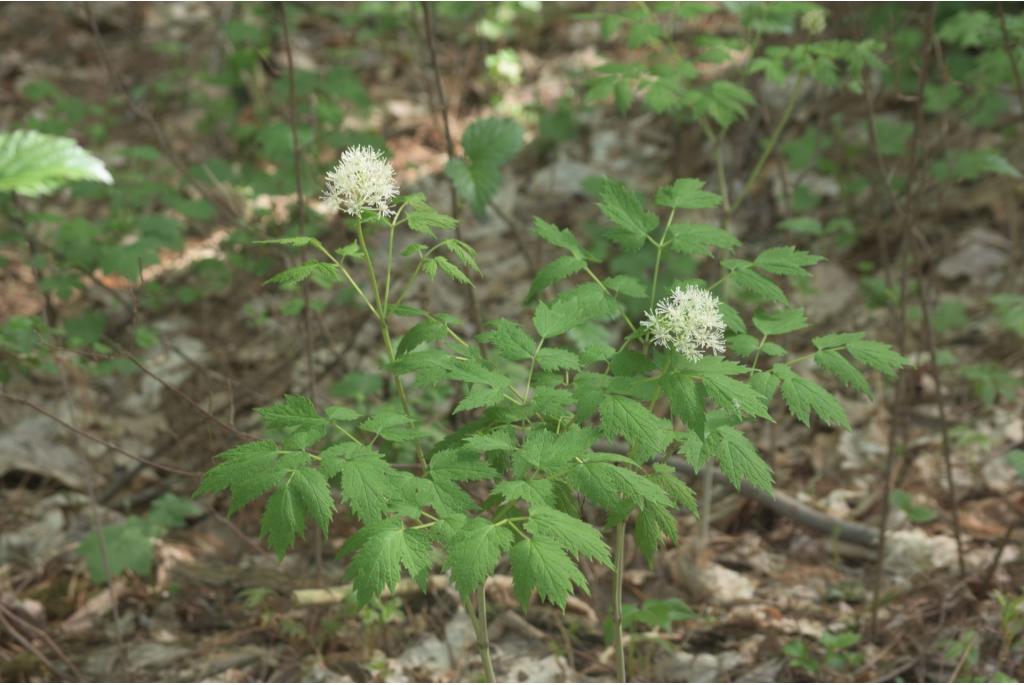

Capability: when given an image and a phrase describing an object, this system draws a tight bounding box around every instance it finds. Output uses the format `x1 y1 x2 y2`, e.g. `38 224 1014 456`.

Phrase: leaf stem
612 521 627 682
649 208 677 310
354 219 426 467
476 585 496 682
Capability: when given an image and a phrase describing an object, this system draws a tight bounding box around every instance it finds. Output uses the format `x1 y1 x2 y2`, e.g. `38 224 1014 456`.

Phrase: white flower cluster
321 145 399 217
642 285 727 362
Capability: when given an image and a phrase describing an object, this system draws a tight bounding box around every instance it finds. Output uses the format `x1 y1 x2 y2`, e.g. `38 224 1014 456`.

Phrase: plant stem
732 75 805 213
612 521 627 683
476 585 496 683
354 220 426 467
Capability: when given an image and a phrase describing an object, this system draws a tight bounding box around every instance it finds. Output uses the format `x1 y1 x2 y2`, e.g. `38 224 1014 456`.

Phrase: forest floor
1 3 1022 683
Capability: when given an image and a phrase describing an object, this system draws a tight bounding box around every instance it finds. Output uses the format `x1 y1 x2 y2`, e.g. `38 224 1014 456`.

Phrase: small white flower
642 285 727 362
322 145 399 217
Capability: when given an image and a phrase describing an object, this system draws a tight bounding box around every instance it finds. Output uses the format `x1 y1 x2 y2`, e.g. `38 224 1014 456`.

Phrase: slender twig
279 1 324 582
915 258 966 576
731 75 805 213
0 392 201 477
83 3 237 221
419 1 485 335
868 2 940 639
0 603 83 680
0 609 68 680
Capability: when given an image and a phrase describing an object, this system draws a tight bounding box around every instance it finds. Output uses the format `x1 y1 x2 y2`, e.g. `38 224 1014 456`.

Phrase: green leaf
753 247 824 277
814 350 872 396
446 518 515 597
661 373 706 437
509 536 589 609
256 395 327 449
650 463 698 516
655 178 723 209
599 395 675 462
598 180 658 250
533 217 589 261
266 261 337 287
492 479 556 506
890 489 937 524
668 223 741 256
711 426 774 493
480 319 537 361
447 118 523 214
345 520 433 604
568 459 672 510
397 319 447 357
79 518 153 583
462 117 524 166
729 264 788 304
527 255 587 301
463 429 516 453
404 193 457 237
0 130 113 196
429 449 499 482
525 505 613 568
536 348 580 371
702 374 772 421
846 339 908 377
635 502 678 565
603 275 648 298
195 441 307 515
339 449 397 522
774 365 850 429
289 467 335 537
753 308 808 336
260 483 306 558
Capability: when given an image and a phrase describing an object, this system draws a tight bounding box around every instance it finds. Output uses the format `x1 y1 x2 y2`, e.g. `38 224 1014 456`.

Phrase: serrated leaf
650 463 698 516
527 255 587 301
598 180 658 249
668 222 741 256
256 395 327 449
525 505 612 568
397 319 447 357
454 385 506 413
753 308 808 336
660 373 706 437
492 479 556 506
509 536 589 610
0 130 113 196
846 339 908 377
463 429 516 453
701 374 772 421
711 426 774 493
536 347 580 371
266 261 338 287
568 460 672 510
79 518 153 583
260 484 305 558
462 117 524 165
729 264 788 304
429 449 499 482
479 319 536 361
404 193 457 237
603 275 647 298
533 217 589 261
753 247 824 277
635 502 678 566
446 518 515 597
339 450 397 522
815 349 872 396
289 467 335 537
599 395 675 462
655 178 722 209
345 520 433 604
774 365 850 429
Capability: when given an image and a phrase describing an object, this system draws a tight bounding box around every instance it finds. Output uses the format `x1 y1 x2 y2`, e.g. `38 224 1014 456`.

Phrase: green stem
648 208 676 310
612 521 627 683
522 338 545 404
584 266 637 333
732 75 805 213
354 220 426 467
476 585 496 683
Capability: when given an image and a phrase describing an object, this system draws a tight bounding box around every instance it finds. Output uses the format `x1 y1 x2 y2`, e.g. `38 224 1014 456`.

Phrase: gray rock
398 634 452 675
